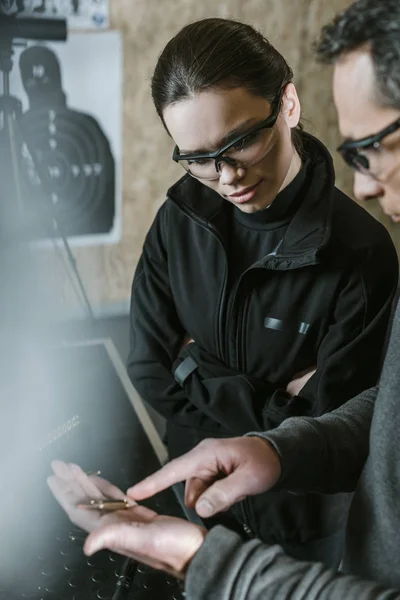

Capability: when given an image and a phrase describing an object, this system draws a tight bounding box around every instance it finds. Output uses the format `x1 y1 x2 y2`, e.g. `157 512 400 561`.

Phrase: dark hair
151 18 304 154
315 0 400 109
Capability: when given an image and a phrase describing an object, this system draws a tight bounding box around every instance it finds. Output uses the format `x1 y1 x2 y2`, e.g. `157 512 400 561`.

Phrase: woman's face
163 85 302 213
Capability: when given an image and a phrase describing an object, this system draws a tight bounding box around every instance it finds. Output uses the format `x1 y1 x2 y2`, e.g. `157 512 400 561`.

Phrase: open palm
47 460 207 579
47 460 137 532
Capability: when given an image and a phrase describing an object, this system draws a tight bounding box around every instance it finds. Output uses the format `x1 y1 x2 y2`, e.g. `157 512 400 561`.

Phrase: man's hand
286 367 317 397
128 437 282 518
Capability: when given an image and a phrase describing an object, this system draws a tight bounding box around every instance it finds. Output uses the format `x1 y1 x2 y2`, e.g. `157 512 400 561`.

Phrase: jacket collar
167 133 335 267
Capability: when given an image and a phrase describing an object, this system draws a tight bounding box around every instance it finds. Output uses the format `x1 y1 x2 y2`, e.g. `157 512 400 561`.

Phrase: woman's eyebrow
180 117 260 154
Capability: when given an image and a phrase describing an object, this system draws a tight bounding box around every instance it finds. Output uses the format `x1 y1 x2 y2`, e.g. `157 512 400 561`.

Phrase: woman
127 18 398 566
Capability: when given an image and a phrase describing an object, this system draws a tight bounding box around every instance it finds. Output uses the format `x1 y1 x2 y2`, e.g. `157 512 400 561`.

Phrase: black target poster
2 31 122 246
0 0 109 29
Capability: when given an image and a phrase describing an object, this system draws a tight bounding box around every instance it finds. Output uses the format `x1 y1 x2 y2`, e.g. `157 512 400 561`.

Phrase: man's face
333 49 400 222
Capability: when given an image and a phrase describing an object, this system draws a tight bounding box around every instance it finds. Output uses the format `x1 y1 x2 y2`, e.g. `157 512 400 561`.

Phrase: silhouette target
13 45 115 238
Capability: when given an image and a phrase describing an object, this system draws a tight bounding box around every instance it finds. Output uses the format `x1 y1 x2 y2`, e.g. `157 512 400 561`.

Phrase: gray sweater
186 301 400 599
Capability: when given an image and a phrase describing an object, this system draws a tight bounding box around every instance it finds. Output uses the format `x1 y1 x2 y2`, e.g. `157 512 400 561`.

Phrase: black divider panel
0 342 184 600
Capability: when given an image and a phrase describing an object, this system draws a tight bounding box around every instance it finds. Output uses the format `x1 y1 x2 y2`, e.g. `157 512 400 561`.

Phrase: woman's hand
47 460 135 532
286 366 317 397
181 335 194 349
84 513 207 580
47 460 206 580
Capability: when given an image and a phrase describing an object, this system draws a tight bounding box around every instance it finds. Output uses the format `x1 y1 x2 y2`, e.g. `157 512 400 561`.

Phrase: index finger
127 450 205 500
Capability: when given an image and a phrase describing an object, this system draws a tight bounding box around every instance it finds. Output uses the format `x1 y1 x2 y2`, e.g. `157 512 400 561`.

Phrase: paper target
1 32 122 246
18 106 115 237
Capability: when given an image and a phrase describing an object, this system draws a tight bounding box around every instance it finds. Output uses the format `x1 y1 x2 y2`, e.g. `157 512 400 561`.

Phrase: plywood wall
48 0 399 317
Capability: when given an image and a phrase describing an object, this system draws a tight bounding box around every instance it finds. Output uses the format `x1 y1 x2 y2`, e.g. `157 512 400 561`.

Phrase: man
48 0 400 597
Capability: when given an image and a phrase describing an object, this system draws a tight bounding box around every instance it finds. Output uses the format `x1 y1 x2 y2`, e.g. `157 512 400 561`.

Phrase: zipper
171 202 229 362
236 289 250 372
240 499 255 539
228 270 253 372
217 266 230 362
223 279 239 363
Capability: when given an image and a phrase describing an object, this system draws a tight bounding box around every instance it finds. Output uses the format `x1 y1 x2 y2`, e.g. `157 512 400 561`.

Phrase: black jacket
127 134 398 544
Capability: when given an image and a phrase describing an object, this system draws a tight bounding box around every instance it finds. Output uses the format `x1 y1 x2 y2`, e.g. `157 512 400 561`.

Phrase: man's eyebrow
179 117 260 154
342 136 356 144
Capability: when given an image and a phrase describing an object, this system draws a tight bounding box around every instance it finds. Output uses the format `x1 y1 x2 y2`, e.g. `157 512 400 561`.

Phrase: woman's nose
218 161 246 185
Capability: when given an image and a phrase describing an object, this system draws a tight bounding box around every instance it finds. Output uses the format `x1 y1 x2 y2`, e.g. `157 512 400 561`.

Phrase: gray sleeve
186 526 400 600
250 386 377 494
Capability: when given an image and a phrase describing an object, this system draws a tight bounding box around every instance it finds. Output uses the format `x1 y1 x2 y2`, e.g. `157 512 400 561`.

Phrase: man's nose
353 170 384 203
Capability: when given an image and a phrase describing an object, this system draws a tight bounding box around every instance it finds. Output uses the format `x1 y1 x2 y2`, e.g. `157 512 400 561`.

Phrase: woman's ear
282 83 301 129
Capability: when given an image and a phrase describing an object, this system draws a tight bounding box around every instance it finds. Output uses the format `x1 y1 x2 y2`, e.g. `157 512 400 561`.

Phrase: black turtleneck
226 160 310 286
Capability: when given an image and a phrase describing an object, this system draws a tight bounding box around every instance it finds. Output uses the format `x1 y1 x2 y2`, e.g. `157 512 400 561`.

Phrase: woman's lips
227 179 263 203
